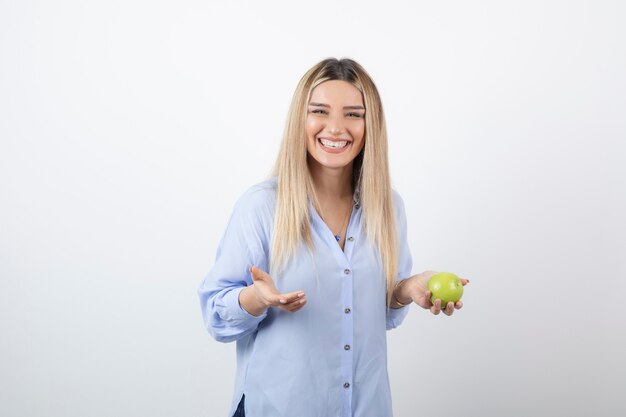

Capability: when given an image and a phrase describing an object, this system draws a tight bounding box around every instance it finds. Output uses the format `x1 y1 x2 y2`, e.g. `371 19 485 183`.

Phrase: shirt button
344 382 350 389
355 203 360 209
344 308 351 314
344 269 351 275
344 344 351 350
348 236 354 242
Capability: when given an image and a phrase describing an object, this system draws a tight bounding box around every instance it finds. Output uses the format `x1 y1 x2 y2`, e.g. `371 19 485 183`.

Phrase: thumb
250 266 269 281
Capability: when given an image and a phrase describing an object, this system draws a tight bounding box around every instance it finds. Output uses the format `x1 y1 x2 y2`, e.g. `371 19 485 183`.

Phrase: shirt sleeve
197 188 273 343
386 191 413 330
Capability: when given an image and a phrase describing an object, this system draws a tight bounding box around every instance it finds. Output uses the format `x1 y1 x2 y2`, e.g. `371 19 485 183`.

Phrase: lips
317 137 352 153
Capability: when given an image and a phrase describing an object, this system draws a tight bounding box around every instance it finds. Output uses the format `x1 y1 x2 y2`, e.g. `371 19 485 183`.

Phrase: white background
1 1 625 416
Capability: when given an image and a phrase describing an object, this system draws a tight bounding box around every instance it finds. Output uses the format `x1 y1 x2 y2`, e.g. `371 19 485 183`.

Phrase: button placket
340 263 354 407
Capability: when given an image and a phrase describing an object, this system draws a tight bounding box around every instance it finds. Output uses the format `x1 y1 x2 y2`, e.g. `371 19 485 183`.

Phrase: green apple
428 272 463 308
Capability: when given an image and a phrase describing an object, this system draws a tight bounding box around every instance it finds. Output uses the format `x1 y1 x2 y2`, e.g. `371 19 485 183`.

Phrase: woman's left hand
402 271 470 316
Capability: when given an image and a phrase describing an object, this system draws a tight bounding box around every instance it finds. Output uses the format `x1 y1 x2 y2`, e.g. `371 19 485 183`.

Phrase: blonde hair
268 57 399 307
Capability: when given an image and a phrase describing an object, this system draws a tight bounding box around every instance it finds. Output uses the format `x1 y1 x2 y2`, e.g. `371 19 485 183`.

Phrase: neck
307 156 353 201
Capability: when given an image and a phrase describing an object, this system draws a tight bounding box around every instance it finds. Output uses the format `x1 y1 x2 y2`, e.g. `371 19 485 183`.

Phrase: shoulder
231 176 277 220
390 188 410 230
237 176 277 205
391 188 407 214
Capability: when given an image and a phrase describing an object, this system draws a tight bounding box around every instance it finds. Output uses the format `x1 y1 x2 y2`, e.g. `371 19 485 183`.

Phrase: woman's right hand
250 266 307 313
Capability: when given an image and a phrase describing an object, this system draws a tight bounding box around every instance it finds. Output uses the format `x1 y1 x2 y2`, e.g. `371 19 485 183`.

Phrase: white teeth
320 139 348 148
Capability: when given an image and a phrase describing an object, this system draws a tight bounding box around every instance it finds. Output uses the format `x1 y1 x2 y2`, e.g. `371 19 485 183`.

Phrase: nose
327 113 345 134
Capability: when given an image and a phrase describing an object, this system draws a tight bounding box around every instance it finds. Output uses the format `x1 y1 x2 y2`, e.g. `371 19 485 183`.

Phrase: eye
310 109 328 114
347 113 363 118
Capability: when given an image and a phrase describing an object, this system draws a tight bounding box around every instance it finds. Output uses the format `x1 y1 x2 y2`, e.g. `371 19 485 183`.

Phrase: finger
455 300 463 309
290 304 306 313
249 266 261 280
460 278 470 286
268 294 291 306
424 291 433 307
277 291 305 304
444 301 454 316
278 296 306 312
286 297 307 312
250 266 270 281
292 300 307 312
431 299 441 315
284 294 306 308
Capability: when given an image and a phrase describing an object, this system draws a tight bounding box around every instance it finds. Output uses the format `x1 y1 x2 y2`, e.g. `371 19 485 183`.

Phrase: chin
317 156 355 170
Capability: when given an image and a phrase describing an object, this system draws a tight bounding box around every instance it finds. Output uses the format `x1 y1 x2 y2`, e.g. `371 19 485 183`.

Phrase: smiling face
306 80 366 172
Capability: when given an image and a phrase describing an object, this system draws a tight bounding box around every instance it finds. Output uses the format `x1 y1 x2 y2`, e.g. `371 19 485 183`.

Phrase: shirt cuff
386 303 410 330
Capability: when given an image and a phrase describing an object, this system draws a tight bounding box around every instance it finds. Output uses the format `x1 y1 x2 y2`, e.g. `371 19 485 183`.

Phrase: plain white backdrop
1 1 625 416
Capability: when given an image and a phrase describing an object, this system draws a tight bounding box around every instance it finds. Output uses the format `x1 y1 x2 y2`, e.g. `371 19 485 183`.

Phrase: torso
227 177 398 416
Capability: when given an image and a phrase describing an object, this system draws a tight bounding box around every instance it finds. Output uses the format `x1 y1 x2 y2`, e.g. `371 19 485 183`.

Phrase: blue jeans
232 394 245 417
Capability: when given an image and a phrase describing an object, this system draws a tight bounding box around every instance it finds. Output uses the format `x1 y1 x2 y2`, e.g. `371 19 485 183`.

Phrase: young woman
197 58 469 417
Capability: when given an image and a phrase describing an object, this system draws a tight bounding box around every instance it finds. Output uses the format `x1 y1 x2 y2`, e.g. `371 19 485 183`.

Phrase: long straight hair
268 57 399 307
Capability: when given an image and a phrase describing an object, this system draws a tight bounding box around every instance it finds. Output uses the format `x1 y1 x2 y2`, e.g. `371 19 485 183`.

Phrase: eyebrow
308 102 365 110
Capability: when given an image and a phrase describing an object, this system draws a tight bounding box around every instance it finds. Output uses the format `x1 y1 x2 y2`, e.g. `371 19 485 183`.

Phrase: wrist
391 278 413 308
239 285 269 316
251 284 270 307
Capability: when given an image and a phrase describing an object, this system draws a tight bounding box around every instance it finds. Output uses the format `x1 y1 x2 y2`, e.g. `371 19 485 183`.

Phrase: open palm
249 266 307 313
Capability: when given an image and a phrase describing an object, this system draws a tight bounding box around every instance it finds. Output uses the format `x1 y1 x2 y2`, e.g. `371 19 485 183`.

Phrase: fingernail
298 292 305 298
280 299 286 304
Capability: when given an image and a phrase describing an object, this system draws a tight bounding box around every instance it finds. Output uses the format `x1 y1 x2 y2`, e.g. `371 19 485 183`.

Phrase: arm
385 192 469 320
197 251 269 343
196 190 271 343
386 191 413 330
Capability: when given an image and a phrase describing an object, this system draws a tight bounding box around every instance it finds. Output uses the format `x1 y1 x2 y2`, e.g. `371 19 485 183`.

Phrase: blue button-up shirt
197 176 412 417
